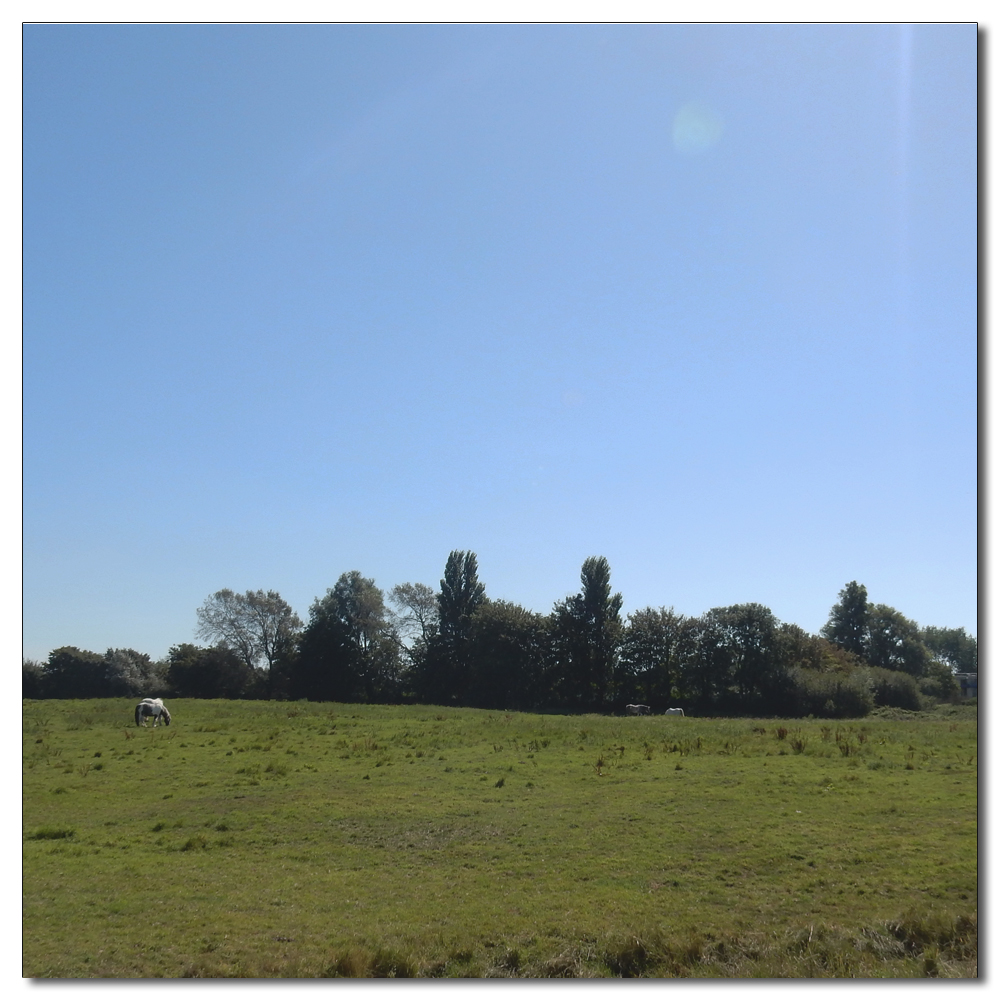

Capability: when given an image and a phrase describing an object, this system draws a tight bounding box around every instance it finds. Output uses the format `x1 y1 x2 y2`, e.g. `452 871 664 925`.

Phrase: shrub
784 667 874 718
22 659 47 699
918 661 961 702
868 667 921 711
167 643 255 699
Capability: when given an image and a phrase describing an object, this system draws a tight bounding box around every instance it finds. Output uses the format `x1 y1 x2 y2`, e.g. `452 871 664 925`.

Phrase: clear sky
22 23 977 662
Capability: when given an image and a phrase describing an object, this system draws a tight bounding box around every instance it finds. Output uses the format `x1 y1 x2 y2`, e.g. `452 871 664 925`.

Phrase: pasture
23 699 977 977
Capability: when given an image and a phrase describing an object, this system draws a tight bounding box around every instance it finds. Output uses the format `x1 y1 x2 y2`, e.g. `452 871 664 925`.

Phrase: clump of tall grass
26 826 75 840
601 928 706 976
886 910 978 961
596 913 977 978
486 946 522 976
323 946 417 978
536 948 586 977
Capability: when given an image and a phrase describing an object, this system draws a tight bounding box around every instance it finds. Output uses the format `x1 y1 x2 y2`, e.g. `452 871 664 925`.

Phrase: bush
868 667 921 711
167 643 256 699
784 667 874 718
918 661 961 702
28 647 168 699
22 659 47 699
40 647 107 698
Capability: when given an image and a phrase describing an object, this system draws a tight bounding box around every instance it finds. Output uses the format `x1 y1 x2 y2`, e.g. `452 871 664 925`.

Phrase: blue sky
22 23 977 662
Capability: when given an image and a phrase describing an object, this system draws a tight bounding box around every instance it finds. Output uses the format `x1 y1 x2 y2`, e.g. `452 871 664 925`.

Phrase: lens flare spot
672 102 724 153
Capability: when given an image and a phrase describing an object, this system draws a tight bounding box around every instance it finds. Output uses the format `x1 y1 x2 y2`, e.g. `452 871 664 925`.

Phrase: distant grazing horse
625 704 651 716
135 698 171 728
664 707 685 717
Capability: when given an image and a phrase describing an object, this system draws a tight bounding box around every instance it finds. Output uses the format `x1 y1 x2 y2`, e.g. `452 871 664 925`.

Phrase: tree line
23 554 977 717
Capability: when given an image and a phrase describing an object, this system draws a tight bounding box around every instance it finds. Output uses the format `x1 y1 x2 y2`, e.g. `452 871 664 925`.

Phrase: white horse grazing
664 707 685 717
135 698 171 728
625 704 651 715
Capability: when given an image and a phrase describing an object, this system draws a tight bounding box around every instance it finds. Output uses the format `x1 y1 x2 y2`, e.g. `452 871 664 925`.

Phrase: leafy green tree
41 646 107 698
775 622 824 672
550 557 623 711
680 603 785 712
417 551 486 705
921 626 978 674
196 588 303 673
468 599 550 710
865 604 931 677
821 581 870 658
438 551 486 638
777 625 865 676
919 658 961 701
22 659 47 698
820 583 947 688
102 647 168 698
712 603 783 709
167 643 255 698
262 642 298 700
294 572 401 703
618 607 687 708
677 613 731 709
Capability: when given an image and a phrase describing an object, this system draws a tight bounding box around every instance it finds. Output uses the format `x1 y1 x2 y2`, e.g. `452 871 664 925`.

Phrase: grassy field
22 698 977 978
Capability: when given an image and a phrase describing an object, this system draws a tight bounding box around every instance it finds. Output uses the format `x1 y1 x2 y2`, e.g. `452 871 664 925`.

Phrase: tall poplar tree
551 556 623 711
417 550 486 705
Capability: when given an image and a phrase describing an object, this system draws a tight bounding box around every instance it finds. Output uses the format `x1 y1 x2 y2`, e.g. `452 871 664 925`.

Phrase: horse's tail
134 703 143 727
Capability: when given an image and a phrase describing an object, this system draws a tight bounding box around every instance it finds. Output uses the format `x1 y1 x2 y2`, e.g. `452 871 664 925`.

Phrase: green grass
23 699 978 977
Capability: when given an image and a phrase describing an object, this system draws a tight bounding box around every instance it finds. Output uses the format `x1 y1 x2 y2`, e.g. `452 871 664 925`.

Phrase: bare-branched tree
388 582 438 646
196 589 302 672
